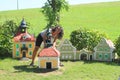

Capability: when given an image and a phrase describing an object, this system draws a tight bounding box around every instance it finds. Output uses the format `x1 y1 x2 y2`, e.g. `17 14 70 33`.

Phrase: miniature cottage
38 48 60 69
76 49 93 61
12 19 35 59
94 38 115 61
57 39 76 60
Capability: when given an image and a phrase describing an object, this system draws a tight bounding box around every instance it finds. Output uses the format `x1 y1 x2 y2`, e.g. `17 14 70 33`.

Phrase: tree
0 20 18 57
70 28 107 51
42 0 69 28
115 36 120 57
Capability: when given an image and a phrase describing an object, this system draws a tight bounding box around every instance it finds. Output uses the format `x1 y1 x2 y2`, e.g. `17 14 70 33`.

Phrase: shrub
115 36 120 57
70 28 107 51
0 20 18 57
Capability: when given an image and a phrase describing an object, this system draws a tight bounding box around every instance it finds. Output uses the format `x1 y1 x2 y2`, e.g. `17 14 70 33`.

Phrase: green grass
0 2 120 79
0 58 120 80
0 1 120 41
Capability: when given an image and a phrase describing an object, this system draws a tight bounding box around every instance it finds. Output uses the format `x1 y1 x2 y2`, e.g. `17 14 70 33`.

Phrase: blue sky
0 0 119 11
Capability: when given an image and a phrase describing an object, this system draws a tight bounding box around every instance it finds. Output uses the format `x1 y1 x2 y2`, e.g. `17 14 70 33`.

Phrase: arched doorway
80 53 87 60
22 50 27 58
90 55 93 61
21 47 28 58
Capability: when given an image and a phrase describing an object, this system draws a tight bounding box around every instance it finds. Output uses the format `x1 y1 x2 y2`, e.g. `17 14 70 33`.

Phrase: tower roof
20 18 27 28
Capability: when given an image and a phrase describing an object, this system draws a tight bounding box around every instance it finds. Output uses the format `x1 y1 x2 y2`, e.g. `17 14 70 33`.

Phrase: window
29 44 32 48
104 54 108 60
16 44 19 48
29 51 32 56
22 29 25 32
16 51 19 57
22 44 26 47
99 53 102 60
69 55 72 59
105 54 108 58
62 55 64 59
99 54 102 58
66 55 68 59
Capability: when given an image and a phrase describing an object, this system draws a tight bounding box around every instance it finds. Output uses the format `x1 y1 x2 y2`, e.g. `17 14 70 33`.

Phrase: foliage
115 35 120 57
70 28 107 51
42 0 69 28
0 20 18 57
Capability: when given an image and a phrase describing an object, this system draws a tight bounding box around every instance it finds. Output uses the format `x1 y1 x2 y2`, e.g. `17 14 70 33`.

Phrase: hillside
0 1 120 41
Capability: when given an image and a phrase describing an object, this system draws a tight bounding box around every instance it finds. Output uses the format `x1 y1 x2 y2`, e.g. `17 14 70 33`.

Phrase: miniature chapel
12 19 35 58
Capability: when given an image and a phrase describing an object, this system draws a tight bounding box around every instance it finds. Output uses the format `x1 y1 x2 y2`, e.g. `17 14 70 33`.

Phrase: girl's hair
52 25 64 40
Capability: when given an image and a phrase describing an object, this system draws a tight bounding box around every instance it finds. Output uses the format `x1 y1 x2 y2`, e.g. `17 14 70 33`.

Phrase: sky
0 0 119 11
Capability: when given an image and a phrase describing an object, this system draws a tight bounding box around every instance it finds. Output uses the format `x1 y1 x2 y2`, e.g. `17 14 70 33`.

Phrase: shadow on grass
0 56 12 60
13 65 57 73
83 60 120 66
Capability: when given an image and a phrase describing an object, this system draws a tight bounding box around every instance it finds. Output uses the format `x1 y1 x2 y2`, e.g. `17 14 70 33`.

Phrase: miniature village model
12 19 35 59
12 19 115 70
57 38 115 61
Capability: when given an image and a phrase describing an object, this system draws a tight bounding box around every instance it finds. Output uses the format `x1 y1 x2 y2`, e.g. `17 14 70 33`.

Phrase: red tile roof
13 32 35 42
38 48 60 57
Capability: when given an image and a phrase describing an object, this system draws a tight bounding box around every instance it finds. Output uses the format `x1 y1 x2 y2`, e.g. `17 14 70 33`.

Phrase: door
46 62 52 69
22 51 26 57
90 55 92 60
80 53 87 60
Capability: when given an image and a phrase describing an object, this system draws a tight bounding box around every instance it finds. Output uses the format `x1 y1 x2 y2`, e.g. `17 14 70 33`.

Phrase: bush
70 28 107 51
0 20 18 57
115 36 120 57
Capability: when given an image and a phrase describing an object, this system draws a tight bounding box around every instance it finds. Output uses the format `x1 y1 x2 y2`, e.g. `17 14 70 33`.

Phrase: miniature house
12 19 35 58
94 38 115 61
57 39 76 60
76 49 93 61
38 48 60 69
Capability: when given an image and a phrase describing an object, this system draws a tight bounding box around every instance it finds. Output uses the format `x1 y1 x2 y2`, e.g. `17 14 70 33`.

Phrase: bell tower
19 18 27 33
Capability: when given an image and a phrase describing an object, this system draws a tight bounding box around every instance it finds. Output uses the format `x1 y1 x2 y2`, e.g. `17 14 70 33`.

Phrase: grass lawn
0 58 120 80
0 1 120 41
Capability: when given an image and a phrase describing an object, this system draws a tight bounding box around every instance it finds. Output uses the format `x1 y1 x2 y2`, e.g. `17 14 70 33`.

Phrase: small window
29 44 32 48
66 55 68 59
16 44 19 48
22 44 26 47
105 54 108 58
62 55 64 59
29 51 32 56
69 55 72 59
22 29 25 32
16 51 19 56
105 54 108 60
99 54 102 58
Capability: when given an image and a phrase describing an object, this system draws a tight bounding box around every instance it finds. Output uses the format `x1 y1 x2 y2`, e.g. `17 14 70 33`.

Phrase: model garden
0 1 120 80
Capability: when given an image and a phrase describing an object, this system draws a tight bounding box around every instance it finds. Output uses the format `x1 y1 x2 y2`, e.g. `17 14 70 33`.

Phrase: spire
19 18 27 33
20 18 27 28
